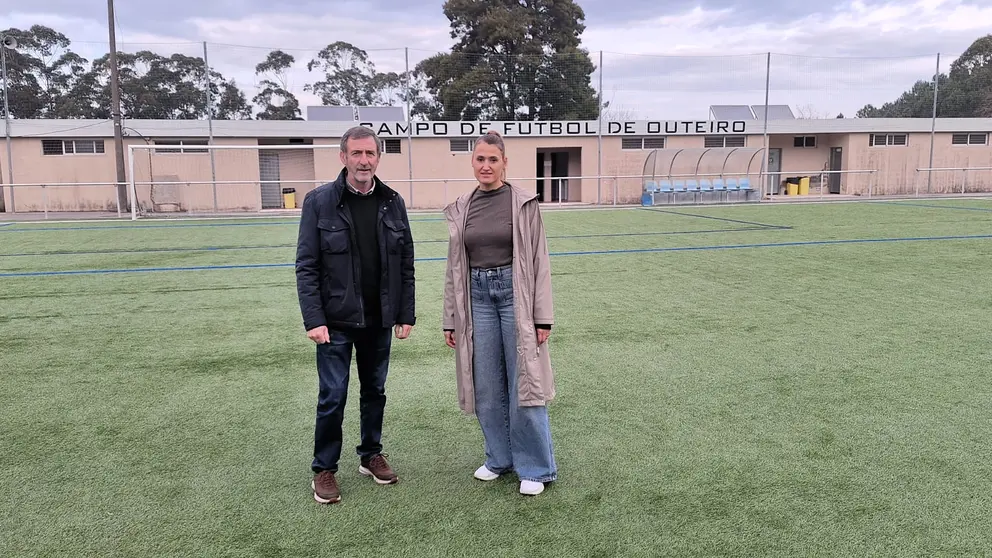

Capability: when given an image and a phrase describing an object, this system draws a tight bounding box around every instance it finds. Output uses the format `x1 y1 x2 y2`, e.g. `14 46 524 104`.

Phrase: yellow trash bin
786 181 799 196
798 176 810 195
282 188 296 209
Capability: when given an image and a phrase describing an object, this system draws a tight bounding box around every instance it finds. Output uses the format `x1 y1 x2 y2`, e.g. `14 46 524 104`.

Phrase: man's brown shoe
312 470 341 504
359 454 398 484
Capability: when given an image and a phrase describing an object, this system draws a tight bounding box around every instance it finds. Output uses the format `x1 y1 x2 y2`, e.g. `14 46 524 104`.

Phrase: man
295 125 416 504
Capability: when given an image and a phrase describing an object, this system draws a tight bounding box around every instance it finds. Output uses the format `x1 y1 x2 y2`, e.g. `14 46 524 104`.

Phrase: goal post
127 143 346 220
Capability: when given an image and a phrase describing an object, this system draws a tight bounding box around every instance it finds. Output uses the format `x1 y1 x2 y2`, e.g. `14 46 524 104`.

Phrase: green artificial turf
2 199 992 557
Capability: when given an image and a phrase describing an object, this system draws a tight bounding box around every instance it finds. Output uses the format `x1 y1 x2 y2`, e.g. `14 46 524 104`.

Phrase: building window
704 135 746 148
951 133 988 145
793 136 816 148
153 139 209 153
381 138 402 154
449 138 475 152
622 137 666 150
41 139 105 155
869 133 907 146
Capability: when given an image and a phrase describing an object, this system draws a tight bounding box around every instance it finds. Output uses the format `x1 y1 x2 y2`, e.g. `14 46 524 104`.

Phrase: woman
441 129 558 496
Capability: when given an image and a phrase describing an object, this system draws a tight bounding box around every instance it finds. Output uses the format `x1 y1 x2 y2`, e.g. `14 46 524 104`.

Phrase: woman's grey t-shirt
463 184 513 269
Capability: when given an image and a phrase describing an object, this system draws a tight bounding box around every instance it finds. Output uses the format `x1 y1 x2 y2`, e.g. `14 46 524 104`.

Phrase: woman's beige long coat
442 183 556 415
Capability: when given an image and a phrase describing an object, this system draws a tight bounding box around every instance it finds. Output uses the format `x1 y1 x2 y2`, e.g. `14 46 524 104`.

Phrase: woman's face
472 141 506 187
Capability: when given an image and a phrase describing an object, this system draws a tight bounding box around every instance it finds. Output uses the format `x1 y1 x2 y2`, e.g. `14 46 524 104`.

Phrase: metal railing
1 182 125 219
915 166 992 196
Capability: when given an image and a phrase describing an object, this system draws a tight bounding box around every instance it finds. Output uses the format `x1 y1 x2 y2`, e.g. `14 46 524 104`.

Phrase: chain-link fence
5 28 992 209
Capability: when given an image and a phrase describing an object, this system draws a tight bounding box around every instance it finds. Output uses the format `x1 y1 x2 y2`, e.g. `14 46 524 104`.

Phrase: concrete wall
2 128 991 212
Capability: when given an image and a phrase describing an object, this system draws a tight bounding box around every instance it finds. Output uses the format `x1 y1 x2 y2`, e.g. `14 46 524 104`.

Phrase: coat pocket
383 219 407 254
317 218 350 254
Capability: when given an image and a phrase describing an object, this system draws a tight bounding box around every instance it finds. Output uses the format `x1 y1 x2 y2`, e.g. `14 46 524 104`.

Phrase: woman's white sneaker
473 465 500 481
519 480 545 495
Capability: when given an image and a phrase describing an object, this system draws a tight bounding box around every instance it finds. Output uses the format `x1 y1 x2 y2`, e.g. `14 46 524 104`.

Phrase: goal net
127 142 344 220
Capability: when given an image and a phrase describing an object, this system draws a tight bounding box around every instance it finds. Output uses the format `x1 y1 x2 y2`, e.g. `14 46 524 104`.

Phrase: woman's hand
444 330 456 348
537 328 550 345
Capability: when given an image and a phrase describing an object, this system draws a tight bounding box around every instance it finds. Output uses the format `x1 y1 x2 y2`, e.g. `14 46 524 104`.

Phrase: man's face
339 136 379 186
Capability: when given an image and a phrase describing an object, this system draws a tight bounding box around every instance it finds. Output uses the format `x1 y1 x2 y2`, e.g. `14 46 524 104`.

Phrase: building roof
7 117 992 139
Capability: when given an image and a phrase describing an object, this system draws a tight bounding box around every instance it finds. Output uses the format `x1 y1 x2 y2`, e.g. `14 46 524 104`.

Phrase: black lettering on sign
461 123 475 135
665 121 678 134
433 123 448 135
695 122 706 134
716 121 729 133
732 121 746 133
395 123 410 135
608 122 622 134
624 122 635 133
585 122 596 134
503 122 514 135
415 122 430 135
550 122 562 134
567 122 582 134
517 123 531 135
478 122 490 134
647 122 661 134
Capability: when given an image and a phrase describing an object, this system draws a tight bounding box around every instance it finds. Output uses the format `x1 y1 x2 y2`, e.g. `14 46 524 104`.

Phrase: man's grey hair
340 125 381 155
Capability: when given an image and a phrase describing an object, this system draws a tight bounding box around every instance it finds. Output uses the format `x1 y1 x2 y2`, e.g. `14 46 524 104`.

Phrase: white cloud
5 0 991 120
580 0 992 118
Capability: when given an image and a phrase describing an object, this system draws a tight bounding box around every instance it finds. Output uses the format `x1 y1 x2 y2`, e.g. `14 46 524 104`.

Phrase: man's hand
307 326 330 344
444 330 456 348
537 328 550 345
394 324 412 339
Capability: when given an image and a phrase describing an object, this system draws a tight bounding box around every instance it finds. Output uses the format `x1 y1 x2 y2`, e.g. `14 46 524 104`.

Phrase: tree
794 103 829 119
412 0 600 120
253 50 301 120
304 41 407 107
856 34 992 118
85 50 251 119
0 25 91 118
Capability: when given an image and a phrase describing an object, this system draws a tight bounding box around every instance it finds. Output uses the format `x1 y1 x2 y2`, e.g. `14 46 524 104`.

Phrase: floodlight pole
1 36 14 211
108 0 128 213
927 52 940 195
760 52 771 198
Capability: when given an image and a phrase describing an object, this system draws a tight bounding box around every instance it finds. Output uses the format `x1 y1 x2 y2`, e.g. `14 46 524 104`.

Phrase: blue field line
876 200 992 213
0 223 14 227
0 226 784 258
3 233 990 278
0 217 445 233
642 207 790 229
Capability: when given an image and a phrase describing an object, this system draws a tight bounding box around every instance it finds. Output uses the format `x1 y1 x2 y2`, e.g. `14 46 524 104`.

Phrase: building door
828 147 842 194
767 148 782 193
258 151 282 209
550 152 568 201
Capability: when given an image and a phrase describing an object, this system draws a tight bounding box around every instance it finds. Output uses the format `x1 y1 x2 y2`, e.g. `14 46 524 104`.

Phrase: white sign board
358 120 750 137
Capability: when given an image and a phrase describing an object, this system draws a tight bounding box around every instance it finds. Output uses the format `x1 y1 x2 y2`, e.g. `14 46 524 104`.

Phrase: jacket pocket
383 219 407 254
318 218 350 254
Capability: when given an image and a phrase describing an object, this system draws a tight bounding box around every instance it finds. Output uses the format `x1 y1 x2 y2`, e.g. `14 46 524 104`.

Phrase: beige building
1 114 991 214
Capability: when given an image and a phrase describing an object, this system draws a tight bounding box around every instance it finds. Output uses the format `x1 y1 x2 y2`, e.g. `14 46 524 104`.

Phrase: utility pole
1 33 15 212
107 0 128 211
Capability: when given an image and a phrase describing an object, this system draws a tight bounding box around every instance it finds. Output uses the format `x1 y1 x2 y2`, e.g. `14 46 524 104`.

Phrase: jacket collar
332 167 392 200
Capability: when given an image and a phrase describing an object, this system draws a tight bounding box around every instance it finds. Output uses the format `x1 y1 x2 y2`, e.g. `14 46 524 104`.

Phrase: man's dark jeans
312 326 392 473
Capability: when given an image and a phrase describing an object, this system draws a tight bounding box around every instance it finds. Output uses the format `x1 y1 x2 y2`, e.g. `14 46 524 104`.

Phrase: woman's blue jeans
470 265 557 483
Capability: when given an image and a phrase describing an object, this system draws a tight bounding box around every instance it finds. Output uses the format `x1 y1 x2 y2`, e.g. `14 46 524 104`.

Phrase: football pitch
2 199 992 557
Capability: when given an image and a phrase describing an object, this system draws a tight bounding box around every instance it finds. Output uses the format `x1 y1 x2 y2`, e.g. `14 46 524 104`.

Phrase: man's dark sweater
343 187 382 328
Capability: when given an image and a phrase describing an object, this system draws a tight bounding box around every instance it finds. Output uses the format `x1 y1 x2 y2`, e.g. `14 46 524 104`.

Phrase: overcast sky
3 0 991 119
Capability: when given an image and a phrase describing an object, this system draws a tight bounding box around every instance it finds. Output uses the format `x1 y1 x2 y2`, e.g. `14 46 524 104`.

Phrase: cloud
4 0 991 120
580 0 991 118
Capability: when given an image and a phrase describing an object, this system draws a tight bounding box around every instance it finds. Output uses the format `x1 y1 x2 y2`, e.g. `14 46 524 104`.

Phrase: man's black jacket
295 169 416 331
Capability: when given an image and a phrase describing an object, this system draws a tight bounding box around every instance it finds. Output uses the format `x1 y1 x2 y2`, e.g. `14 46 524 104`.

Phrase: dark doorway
829 147 842 194
536 149 578 202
